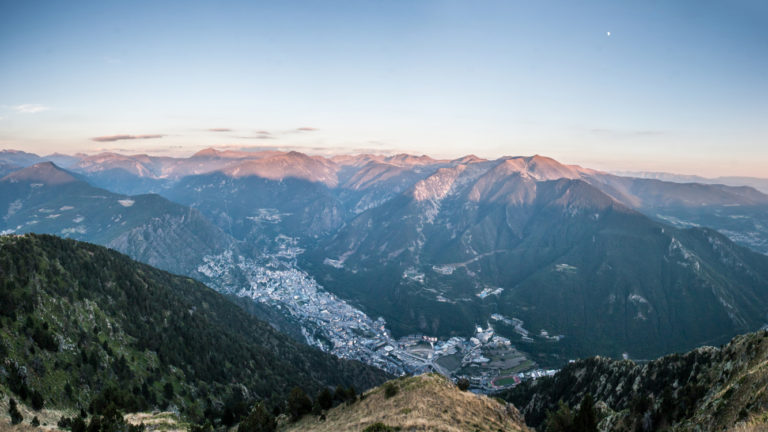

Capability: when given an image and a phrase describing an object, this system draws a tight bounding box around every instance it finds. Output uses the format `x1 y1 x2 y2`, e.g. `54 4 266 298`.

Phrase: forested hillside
0 234 388 428
500 330 768 431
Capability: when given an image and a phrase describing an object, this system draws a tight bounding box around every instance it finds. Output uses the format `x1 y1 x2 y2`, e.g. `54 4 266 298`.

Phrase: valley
194 235 547 390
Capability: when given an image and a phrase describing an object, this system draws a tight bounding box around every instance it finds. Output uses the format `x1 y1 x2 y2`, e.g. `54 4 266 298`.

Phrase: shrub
8 398 23 425
58 416 72 429
316 388 333 411
189 421 214 432
363 423 397 432
384 382 398 399
163 382 175 400
71 417 87 432
238 402 275 432
287 387 312 421
31 389 44 410
457 378 470 391
32 325 58 351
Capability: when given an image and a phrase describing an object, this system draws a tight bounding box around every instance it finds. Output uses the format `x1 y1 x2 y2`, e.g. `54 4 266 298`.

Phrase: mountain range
614 170 768 194
2 149 768 362
0 161 235 277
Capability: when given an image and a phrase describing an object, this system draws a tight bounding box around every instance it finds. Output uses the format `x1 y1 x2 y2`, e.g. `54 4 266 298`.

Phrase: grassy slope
282 374 529 432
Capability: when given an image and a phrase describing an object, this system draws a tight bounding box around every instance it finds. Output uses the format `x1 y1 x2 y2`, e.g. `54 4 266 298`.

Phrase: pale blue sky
1 0 766 176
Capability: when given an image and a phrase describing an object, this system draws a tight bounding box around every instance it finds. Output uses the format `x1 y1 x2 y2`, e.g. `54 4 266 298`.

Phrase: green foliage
501 331 768 431
362 422 398 432
59 415 88 432
31 321 58 352
333 385 357 405
384 382 399 398
8 398 23 425
237 402 276 432
457 378 470 391
72 417 87 432
189 421 214 432
573 394 597 432
6 361 30 401
543 402 573 432
30 389 44 410
163 382 174 400
287 387 312 421
316 387 333 411
84 405 144 432
540 396 597 432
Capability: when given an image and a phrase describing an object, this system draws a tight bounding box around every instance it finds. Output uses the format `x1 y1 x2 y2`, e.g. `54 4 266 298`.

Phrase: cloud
296 127 318 132
208 128 232 132
13 104 51 114
92 145 184 153
229 130 275 140
233 134 275 140
91 134 165 142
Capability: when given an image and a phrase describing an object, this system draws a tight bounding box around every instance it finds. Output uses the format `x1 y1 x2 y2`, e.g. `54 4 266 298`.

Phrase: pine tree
317 388 333 411
543 401 574 432
237 402 276 432
287 387 312 421
8 398 23 425
574 394 598 432
31 389 44 410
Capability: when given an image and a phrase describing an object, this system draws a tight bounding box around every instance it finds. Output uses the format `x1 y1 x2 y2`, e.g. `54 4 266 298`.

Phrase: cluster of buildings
198 238 548 391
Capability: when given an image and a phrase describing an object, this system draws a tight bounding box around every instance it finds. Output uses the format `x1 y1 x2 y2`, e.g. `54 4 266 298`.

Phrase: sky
1 0 767 177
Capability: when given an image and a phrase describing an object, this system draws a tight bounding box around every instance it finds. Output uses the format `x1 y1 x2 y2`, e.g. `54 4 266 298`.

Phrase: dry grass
281 374 529 432
729 412 768 432
0 393 184 432
730 423 768 432
0 393 70 431
124 411 188 431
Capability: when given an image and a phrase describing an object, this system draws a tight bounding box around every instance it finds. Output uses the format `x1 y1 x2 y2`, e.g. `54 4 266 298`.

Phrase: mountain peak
453 154 486 164
385 153 441 166
0 149 38 156
222 151 339 186
285 374 529 432
493 155 584 180
1 162 78 185
192 147 221 158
